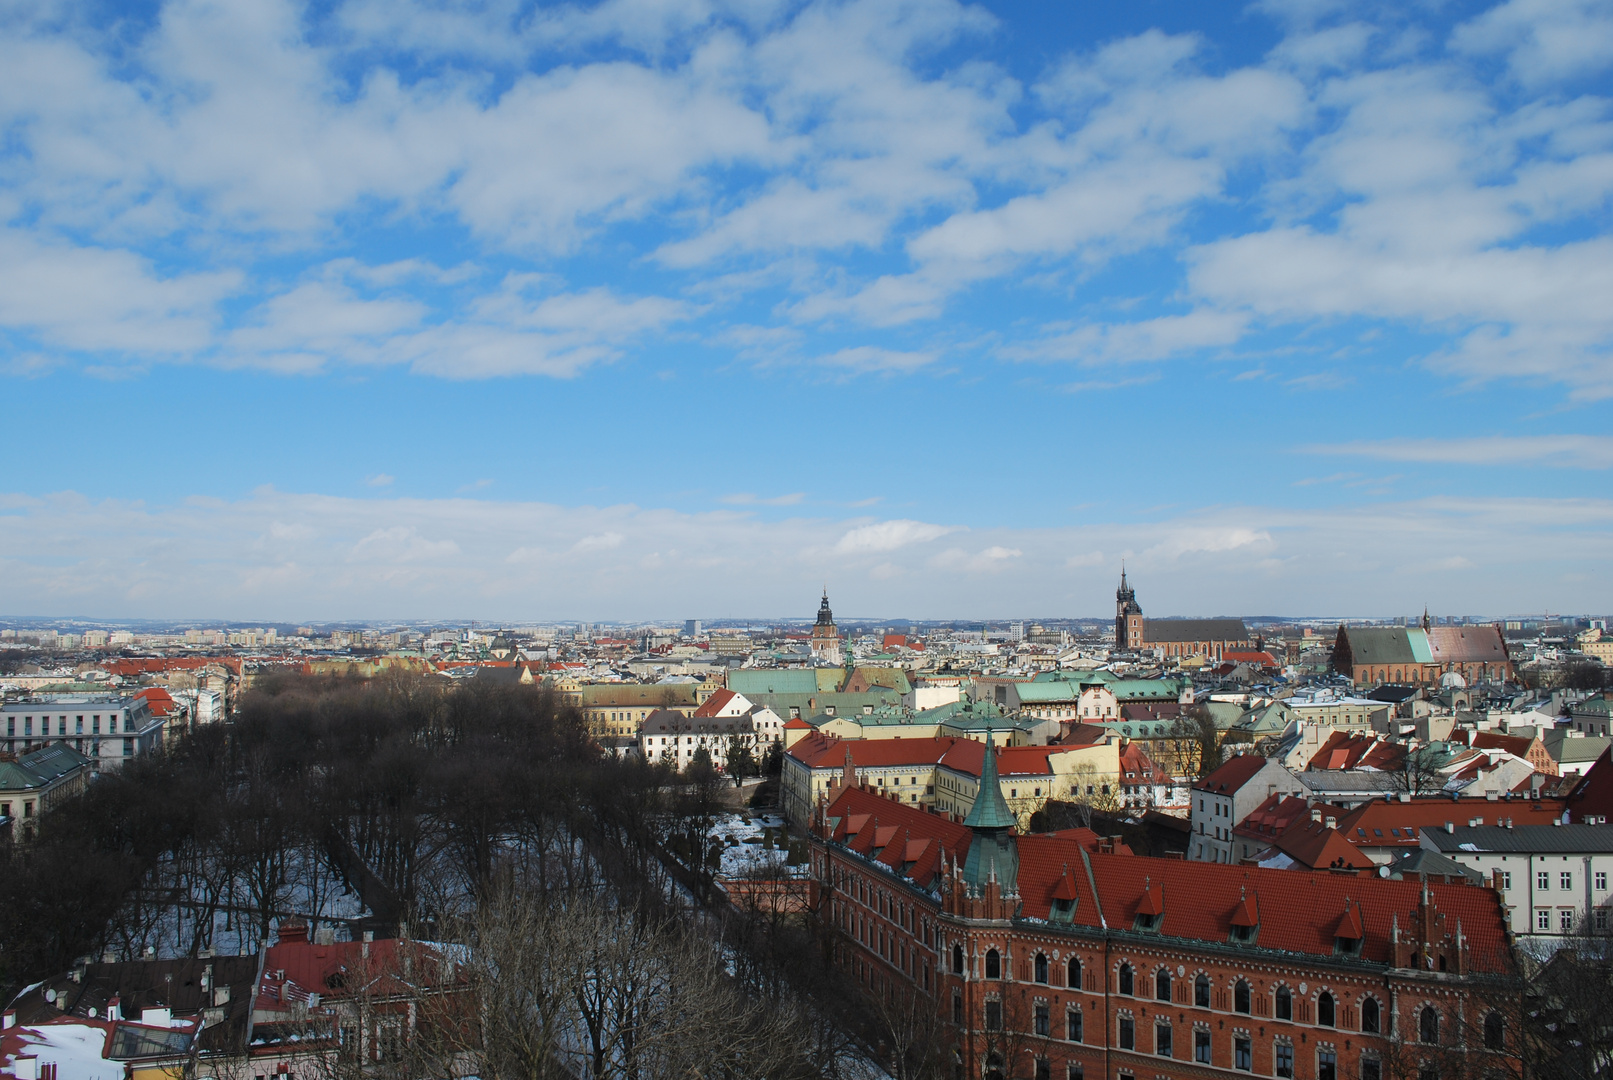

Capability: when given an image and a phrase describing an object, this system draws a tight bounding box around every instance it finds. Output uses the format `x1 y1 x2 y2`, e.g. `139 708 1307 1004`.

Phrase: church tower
810 589 842 663
1115 566 1144 650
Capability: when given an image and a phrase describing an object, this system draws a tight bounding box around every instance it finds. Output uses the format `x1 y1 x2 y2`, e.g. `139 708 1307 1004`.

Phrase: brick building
1114 570 1250 659
809 735 1518 1080
1331 621 1513 687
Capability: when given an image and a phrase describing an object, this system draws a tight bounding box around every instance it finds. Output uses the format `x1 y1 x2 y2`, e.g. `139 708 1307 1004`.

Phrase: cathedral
809 589 842 664
1114 568 1251 658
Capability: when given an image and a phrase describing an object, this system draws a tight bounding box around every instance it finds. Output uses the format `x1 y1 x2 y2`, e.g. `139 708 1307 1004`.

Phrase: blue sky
2 0 1612 622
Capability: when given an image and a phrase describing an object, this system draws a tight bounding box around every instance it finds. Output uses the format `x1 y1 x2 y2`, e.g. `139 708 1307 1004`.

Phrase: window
1318 1049 1337 1080
1599 908 1609 931
1035 953 1049 984
1156 1023 1172 1057
1539 870 1551 890
1420 1006 1440 1044
1502 871 1512 889
985 1000 1002 1031
1275 985 1292 1020
1118 1016 1134 1050
1234 1036 1251 1071
1067 1067 1083 1080
1195 974 1211 1007
1275 1043 1294 1078
1362 997 1381 1034
1235 979 1251 1014
1034 1002 1050 1037
1156 969 1172 1002
1066 1008 1083 1043
1195 1029 1211 1063
953 991 962 1025
953 945 964 975
1118 963 1134 995
985 949 1001 979
1537 908 1552 931
1034 1060 1050 1080
1484 1011 1505 1050
1361 1059 1381 1080
1318 991 1336 1027
1067 957 1082 990
1561 909 1575 932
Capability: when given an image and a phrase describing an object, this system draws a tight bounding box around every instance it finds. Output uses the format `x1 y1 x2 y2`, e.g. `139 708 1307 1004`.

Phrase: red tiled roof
693 688 738 718
825 784 972 889
1011 843 1510 969
1470 731 1534 758
102 657 243 676
1569 748 1613 821
783 717 814 730
1193 753 1269 794
134 687 178 717
1305 731 1405 772
1225 651 1280 666
1232 793 1311 842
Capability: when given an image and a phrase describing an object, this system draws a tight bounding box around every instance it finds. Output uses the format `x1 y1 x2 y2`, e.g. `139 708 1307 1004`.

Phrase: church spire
963 729 1017 830
961 729 1020 896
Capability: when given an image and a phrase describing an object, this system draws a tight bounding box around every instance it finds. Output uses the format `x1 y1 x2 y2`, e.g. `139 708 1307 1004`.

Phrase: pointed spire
962 729 1017 830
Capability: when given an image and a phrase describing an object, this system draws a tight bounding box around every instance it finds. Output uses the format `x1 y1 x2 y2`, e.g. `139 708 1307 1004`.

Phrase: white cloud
1451 0 1613 85
0 229 239 354
2 488 1609 618
1303 434 1613 468
833 519 962 554
365 474 396 487
1005 310 1248 365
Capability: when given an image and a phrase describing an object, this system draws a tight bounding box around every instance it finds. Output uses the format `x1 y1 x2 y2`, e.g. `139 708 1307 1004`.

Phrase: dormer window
1335 935 1362 957
1229 922 1257 944
1050 897 1076 923
1134 912 1160 932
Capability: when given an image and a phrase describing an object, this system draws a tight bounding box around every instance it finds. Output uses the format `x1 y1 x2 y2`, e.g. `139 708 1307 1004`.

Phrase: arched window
1361 997 1380 1034
985 1052 1005 1080
985 948 1001 980
1420 1006 1440 1044
1275 985 1292 1020
1484 1011 1505 1051
1235 979 1251 1014
1035 953 1049 984
1156 969 1172 1002
1194 974 1211 1007
1318 991 1336 1027
952 944 964 976
1068 957 1082 990
1118 963 1134 996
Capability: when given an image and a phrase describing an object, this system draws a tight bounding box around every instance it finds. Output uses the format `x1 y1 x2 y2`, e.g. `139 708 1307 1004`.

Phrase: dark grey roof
1384 848 1486 883
1143 618 1248 644
640 708 754 736
1339 628 1417 665
1425 823 1613 854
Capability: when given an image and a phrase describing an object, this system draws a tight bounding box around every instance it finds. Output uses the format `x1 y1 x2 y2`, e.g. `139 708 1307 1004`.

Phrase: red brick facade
812 781 1518 1080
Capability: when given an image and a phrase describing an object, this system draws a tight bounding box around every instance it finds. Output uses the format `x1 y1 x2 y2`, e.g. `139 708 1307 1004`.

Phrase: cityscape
4 0 1613 1079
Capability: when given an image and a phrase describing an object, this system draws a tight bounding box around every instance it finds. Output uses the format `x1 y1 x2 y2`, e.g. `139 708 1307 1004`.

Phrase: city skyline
3 0 1611 619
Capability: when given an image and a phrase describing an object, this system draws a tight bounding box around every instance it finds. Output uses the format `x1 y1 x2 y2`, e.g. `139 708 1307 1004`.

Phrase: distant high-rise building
685 619 702 638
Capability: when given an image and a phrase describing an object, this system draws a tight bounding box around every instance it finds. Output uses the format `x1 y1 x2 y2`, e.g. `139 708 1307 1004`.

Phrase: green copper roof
961 731 1020 892
962 730 1017 830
